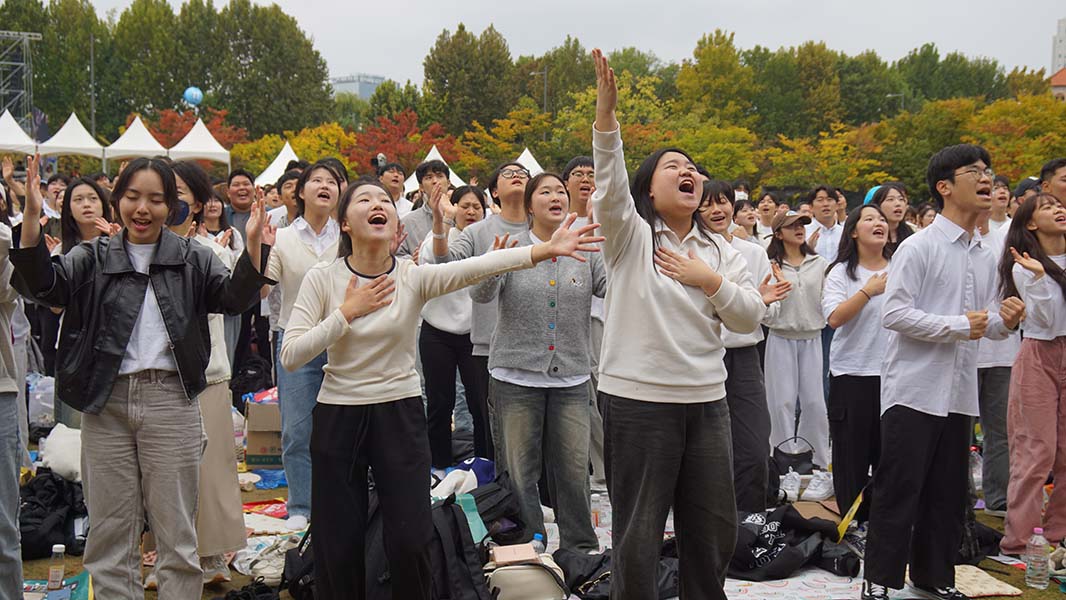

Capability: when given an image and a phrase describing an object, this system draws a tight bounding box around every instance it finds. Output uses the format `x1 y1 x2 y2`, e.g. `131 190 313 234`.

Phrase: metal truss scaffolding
0 30 42 132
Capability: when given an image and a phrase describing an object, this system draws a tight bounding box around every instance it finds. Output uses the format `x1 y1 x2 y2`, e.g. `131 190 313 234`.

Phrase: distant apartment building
330 74 385 99
1055 18 1066 73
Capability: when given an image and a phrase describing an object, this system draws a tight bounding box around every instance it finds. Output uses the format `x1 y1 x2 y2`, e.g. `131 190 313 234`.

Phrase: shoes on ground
285 514 309 531
861 579 889 600
780 469 802 503
913 583 970 600
982 507 1007 518
201 553 232 585
213 576 278 599
800 470 833 502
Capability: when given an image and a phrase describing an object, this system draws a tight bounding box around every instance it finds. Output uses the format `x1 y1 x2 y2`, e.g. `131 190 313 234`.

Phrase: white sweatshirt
764 253 827 339
279 247 535 406
591 127 764 404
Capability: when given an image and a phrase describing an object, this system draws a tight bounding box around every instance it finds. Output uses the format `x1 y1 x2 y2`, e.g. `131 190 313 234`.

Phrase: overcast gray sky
91 0 1065 85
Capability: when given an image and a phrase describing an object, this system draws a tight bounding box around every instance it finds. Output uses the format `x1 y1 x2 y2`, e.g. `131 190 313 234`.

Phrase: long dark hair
826 205 892 280
110 157 178 226
732 199 757 236
998 193 1066 300
631 147 717 258
295 160 342 217
61 177 112 254
869 183 913 250
767 217 814 265
336 180 394 259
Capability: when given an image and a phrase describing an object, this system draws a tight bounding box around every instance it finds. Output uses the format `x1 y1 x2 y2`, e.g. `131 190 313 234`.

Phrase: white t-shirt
988 217 1011 233
822 262 890 377
118 242 178 375
395 196 414 218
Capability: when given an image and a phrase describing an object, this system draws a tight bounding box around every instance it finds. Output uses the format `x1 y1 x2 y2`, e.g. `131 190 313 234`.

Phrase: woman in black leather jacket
10 155 273 599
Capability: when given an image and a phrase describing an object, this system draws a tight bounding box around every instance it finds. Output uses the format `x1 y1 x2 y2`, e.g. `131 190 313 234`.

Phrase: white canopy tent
403 145 466 194
0 110 37 154
167 118 231 168
37 113 103 159
256 141 299 187
104 116 166 162
515 147 545 177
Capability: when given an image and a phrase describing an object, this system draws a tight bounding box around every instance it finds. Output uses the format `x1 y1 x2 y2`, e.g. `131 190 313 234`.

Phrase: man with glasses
424 161 532 463
861 147 1024 600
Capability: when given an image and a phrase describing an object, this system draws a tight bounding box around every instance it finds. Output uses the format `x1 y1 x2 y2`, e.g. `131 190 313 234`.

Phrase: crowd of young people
0 50 1065 600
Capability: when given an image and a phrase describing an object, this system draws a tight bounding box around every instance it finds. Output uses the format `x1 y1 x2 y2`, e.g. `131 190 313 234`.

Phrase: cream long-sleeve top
763 253 827 339
265 221 339 331
279 246 535 406
194 234 235 385
1012 255 1066 341
721 234 780 349
590 126 764 404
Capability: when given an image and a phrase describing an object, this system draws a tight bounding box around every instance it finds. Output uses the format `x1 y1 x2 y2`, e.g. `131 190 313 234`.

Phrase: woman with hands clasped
470 172 606 553
590 50 765 599
821 204 892 524
278 180 601 600
9 154 271 600
998 193 1066 556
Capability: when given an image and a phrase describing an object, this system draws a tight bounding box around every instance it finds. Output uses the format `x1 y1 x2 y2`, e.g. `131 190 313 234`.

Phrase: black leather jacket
10 229 273 414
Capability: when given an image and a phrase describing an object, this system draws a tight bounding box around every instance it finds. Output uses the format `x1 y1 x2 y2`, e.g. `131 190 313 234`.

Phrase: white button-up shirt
805 219 843 264
880 214 1011 417
291 216 340 257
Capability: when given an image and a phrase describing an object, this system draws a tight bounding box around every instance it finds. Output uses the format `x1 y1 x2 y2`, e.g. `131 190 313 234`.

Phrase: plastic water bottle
531 533 546 554
47 544 65 590
1025 527 1050 590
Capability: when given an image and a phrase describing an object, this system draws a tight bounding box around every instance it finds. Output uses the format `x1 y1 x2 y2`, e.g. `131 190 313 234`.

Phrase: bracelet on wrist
859 289 871 300
432 231 447 240
443 218 455 227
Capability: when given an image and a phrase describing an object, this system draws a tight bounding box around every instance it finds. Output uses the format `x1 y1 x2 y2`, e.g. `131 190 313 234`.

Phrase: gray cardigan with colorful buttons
470 231 607 378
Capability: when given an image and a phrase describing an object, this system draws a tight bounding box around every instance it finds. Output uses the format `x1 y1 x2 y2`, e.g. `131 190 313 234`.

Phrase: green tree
512 36 594 115
762 124 890 191
609 47 679 104
173 0 222 104
668 114 759 180
333 92 370 131
962 94 1066 182
111 0 182 116
213 0 333 137
675 29 755 126
876 98 980 196
794 41 843 135
422 24 516 134
367 80 422 122
1005 66 1049 97
744 45 805 138
894 43 941 103
937 52 1006 100
837 50 907 125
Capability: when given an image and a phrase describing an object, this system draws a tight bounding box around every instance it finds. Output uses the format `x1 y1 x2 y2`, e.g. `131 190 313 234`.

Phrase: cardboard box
245 403 282 468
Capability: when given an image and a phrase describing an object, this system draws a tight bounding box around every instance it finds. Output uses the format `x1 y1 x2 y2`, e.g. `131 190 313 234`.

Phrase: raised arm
589 50 641 263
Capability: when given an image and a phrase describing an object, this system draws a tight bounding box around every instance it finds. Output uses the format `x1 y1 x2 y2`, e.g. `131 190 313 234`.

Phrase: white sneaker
800 470 834 501
201 554 232 584
780 469 802 502
285 514 309 531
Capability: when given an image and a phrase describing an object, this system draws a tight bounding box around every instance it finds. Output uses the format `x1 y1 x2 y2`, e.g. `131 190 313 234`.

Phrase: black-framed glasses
499 168 530 180
955 166 994 179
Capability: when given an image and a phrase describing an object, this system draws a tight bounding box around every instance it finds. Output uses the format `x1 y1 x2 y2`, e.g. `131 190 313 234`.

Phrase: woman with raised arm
9 155 271 600
279 180 601 600
589 50 765 599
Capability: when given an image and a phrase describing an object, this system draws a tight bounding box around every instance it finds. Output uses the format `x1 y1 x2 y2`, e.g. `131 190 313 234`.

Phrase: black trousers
26 304 60 376
419 322 485 468
828 375 881 523
724 345 770 513
471 354 495 462
865 405 969 589
234 306 272 371
310 398 432 600
603 393 735 600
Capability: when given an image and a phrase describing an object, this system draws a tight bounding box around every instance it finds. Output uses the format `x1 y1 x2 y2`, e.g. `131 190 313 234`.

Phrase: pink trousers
1002 337 1066 554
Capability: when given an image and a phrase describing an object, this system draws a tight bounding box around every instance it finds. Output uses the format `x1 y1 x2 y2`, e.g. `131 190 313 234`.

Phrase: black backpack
469 471 531 546
280 530 314 600
230 355 274 410
18 467 88 560
366 490 491 600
